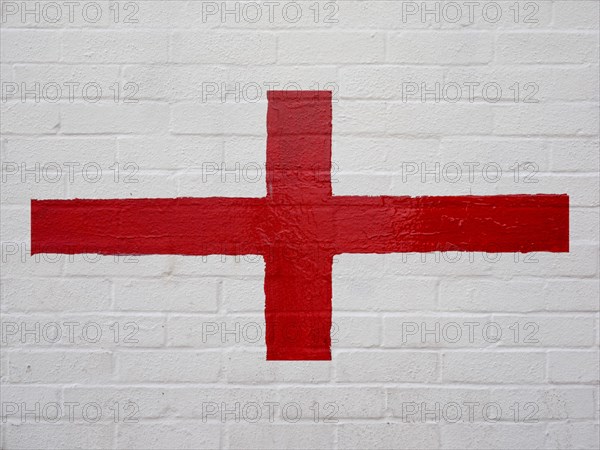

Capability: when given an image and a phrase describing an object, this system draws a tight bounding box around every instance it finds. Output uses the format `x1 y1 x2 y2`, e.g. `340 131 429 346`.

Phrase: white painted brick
62 31 169 63
164 386 280 418
439 279 600 312
3 137 117 166
1 173 65 205
387 386 491 419
496 32 599 64
385 103 494 136
65 171 179 199
333 137 440 173
12 63 121 97
1 277 111 312
482 244 598 277
117 350 221 383
383 315 497 348
493 103 599 136
117 136 223 170
63 386 173 419
114 278 218 312
490 387 597 420
336 351 438 382
171 101 266 136
442 351 545 383
443 65 600 102
8 350 112 383
177 170 266 198
330 315 380 348
63 255 171 278
122 65 227 101
546 422 600 449
439 1 553 30
0 102 60 134
340 65 445 100
171 32 276 64
553 1 600 29
332 1 427 30
333 275 438 311
113 1 203 29
227 423 334 449
332 101 388 135
337 423 439 449
0 206 28 243
221 277 264 312
279 387 385 418
1 313 165 348
550 139 600 172
493 315 596 348
61 103 170 134
548 350 600 383
117 422 220 449
224 351 331 384
388 32 493 64
0 30 61 62
440 423 546 449
3 423 113 449
0 386 60 412
571 207 600 242
0 0 112 28
279 32 385 64
166 314 264 348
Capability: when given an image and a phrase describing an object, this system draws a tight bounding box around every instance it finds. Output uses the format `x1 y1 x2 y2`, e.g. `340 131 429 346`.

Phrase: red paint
31 91 570 360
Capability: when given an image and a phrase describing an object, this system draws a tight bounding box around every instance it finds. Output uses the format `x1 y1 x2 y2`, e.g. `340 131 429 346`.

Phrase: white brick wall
1 1 598 449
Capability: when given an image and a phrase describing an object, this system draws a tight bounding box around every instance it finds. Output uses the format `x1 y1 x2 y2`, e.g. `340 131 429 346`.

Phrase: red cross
31 91 569 360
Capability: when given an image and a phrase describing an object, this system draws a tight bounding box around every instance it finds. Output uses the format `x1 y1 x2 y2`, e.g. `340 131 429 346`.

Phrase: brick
3 423 113 449
171 101 266 136
333 276 438 311
117 422 220 449
553 1 600 29
338 423 439 449
225 351 331 384
117 351 221 383
388 32 493 64
440 279 600 312
114 278 218 312
279 387 385 419
228 424 334 449
171 32 276 64
0 102 60 135
548 351 600 383
336 351 438 382
442 351 545 383
1 278 111 312
166 315 265 348
61 103 170 134
279 32 385 64
386 103 494 136
493 315 596 348
493 104 599 136
0 30 60 62
8 350 113 383
497 32 599 64
546 422 600 449
62 31 169 63
441 423 546 449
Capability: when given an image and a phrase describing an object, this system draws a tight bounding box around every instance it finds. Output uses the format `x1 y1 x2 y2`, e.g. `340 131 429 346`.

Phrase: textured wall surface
1 1 599 448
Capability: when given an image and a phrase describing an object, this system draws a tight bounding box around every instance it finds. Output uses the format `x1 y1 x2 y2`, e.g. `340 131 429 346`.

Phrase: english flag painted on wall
31 91 569 360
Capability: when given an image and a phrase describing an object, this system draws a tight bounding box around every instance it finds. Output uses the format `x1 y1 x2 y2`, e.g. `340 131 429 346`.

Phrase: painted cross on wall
31 91 569 360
